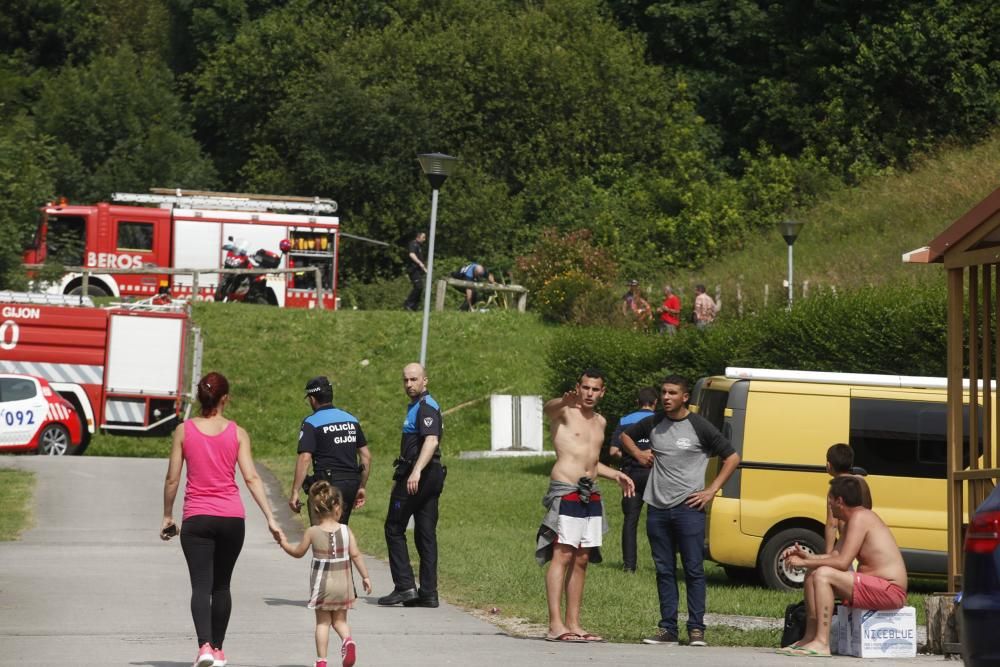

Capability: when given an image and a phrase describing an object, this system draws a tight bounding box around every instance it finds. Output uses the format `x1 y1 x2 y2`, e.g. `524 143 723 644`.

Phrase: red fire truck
0 292 201 454
23 189 341 309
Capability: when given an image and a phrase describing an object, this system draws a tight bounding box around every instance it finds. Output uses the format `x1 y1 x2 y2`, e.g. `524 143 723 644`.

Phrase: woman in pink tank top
160 372 284 667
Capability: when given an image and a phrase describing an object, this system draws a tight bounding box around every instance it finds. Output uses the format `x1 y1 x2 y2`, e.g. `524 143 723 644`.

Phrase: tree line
2 0 998 289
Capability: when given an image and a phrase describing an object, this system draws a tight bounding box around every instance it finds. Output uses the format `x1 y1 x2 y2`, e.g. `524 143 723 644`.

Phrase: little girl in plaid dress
281 481 371 667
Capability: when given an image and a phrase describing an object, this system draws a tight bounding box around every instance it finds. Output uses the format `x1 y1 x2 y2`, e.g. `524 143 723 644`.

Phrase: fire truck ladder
0 291 95 307
111 188 337 214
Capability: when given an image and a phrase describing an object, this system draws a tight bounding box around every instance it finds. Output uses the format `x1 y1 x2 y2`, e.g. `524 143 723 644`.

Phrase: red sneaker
341 637 357 667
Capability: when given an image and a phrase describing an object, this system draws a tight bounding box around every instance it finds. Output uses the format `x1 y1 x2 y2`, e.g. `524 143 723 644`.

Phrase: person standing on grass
161 372 284 667
620 375 740 648
378 363 445 608
780 476 907 658
289 376 371 526
607 386 658 573
693 284 717 328
280 481 372 667
536 368 635 643
657 285 682 334
403 231 427 311
823 443 873 554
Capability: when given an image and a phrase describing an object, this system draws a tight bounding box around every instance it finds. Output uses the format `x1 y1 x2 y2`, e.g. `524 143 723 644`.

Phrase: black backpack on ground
781 600 807 647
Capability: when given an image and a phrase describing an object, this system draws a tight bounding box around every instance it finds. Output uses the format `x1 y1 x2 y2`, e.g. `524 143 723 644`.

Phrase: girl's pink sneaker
212 647 226 666
341 637 357 667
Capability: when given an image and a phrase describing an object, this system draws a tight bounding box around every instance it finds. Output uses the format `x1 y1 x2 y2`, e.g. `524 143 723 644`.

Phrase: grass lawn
0 469 35 540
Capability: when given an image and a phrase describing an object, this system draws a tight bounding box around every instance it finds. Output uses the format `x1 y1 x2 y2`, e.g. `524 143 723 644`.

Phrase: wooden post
736 283 743 317
517 290 527 313
435 279 447 312
924 593 961 655
191 271 199 302
803 279 810 299
764 283 769 308
946 267 965 592
81 270 89 301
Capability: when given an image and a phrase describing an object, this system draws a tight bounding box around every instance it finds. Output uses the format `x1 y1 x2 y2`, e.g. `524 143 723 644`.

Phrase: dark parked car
961 483 1000 666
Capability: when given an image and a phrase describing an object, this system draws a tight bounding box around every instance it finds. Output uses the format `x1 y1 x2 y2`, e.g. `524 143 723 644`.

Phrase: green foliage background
2 0 998 290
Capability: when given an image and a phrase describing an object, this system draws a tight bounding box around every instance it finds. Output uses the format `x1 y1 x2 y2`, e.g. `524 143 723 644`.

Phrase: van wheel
759 527 824 591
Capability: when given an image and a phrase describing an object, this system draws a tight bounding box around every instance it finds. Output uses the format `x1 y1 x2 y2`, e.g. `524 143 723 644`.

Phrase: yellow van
690 367 981 591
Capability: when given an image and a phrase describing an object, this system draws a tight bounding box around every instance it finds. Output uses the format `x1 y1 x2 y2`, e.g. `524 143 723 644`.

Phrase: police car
0 374 84 455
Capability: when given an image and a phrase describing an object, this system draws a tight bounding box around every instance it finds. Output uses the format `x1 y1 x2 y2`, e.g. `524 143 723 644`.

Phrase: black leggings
180 515 245 648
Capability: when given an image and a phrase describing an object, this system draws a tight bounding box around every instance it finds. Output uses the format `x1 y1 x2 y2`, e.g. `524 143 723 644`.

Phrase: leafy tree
608 0 1000 179
33 46 216 201
0 114 55 288
220 0 724 280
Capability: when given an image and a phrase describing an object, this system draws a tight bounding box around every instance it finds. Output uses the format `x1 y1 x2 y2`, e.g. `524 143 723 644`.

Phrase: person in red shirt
657 285 681 334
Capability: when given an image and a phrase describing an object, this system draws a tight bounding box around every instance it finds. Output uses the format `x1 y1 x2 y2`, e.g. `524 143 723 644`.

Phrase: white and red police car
0 373 84 455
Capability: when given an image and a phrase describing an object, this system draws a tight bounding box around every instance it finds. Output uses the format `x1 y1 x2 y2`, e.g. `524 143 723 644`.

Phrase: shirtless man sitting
535 368 634 644
782 475 908 657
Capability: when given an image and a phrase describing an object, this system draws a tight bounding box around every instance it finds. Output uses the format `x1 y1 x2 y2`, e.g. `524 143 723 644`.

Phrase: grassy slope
665 131 1000 307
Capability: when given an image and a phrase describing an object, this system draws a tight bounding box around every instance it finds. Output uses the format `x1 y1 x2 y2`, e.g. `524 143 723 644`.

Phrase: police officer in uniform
608 386 657 572
377 363 445 608
289 376 371 525
403 231 427 311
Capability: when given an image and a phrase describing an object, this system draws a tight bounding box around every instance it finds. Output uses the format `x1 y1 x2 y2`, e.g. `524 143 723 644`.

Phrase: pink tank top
182 420 245 520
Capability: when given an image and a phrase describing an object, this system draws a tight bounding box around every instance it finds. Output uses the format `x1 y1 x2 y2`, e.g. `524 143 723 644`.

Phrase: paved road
0 457 946 666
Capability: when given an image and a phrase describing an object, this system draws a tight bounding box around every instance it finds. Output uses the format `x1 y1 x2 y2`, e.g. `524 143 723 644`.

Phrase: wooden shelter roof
904 186 1000 265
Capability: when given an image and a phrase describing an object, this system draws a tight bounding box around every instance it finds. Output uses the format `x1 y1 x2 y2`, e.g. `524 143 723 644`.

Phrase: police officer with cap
377 362 445 608
289 376 371 525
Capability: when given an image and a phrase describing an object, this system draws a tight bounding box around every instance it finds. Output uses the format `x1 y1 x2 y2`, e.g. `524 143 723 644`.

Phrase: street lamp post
777 220 804 309
416 152 459 367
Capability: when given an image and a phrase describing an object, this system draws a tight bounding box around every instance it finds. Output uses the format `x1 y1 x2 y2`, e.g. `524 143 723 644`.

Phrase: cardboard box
843 606 917 658
834 606 850 655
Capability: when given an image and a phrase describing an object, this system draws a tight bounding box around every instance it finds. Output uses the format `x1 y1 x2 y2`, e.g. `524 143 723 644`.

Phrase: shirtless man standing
782 475 908 657
536 368 634 643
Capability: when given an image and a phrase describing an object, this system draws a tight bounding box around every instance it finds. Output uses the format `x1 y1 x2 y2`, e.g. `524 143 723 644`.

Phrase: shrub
516 228 617 293
338 275 412 310
516 228 618 323
547 283 950 430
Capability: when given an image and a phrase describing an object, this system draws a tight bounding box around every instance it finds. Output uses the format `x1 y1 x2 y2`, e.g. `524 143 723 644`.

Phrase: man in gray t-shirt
621 375 740 647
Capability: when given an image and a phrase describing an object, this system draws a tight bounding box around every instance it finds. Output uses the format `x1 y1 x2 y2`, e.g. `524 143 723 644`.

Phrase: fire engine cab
0 291 202 454
23 188 341 309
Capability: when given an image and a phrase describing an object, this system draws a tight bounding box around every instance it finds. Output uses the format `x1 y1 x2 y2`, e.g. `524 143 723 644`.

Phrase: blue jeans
646 503 706 632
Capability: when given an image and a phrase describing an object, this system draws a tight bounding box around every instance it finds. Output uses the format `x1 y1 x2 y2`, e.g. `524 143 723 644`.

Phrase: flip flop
775 644 802 655
580 633 606 643
789 647 831 658
545 632 585 643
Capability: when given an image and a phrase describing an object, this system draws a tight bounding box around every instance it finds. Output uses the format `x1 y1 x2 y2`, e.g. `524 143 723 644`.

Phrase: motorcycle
213 237 288 305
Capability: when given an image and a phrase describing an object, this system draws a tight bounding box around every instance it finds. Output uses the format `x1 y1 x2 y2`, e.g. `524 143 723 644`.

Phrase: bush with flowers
516 228 618 323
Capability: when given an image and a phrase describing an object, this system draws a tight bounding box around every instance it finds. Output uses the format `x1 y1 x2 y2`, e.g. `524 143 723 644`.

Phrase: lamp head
417 152 459 190
777 219 804 246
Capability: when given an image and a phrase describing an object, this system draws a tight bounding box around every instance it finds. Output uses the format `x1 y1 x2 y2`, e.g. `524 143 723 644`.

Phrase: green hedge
547 283 949 426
